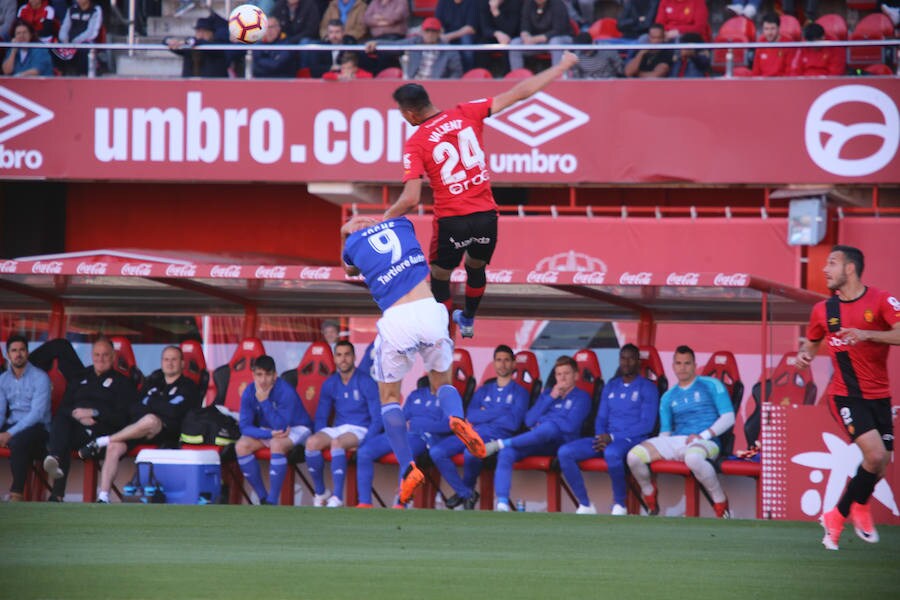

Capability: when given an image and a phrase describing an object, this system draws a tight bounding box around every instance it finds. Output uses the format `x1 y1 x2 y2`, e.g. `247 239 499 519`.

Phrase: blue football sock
238 454 267 502
265 453 288 505
382 403 413 468
331 449 347 501
305 449 326 495
438 384 464 420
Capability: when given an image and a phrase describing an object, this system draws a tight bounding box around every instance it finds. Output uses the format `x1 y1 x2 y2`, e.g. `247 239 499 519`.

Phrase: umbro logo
486 92 589 148
0 86 54 144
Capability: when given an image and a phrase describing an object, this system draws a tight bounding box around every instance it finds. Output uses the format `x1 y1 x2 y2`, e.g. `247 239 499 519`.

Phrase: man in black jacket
508 0 572 72
43 337 138 502
79 346 201 503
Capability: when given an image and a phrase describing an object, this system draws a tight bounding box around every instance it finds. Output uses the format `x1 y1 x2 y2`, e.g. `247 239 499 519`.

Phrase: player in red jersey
797 245 900 550
382 51 579 338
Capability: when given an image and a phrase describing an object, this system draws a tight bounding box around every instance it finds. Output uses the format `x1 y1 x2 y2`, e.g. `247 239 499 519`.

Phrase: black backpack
180 405 240 446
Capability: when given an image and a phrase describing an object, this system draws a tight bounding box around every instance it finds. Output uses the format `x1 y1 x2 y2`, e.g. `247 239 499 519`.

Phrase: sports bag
179 405 240 446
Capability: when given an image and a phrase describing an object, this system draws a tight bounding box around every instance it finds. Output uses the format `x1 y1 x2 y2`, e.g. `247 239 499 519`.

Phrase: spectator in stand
253 15 299 78
751 13 794 77
319 0 367 42
365 17 463 79
57 0 102 76
272 0 320 44
2 21 54 76
617 0 658 42
364 0 408 41
557 344 659 515
669 31 709 77
509 0 573 72
321 319 341 349
43 337 138 502
782 0 817 25
568 31 621 78
305 341 381 507
654 0 708 42
78 346 201 504
429 345 529 510
236 355 314 505
356 383 454 508
790 22 844 77
0 336 51 503
0 0 15 41
725 0 760 20
479 0 521 45
16 0 58 42
624 22 673 77
435 0 479 72
166 17 236 78
323 51 373 79
310 19 357 77
483 355 591 512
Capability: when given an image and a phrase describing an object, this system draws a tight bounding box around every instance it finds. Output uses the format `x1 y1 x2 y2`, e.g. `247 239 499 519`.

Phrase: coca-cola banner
0 78 897 183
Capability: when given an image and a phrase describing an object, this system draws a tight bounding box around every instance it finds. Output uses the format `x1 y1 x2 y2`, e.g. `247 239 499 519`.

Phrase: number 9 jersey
342 217 430 312
401 99 498 219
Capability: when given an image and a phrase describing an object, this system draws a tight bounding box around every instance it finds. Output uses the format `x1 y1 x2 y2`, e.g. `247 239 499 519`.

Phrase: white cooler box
134 449 221 505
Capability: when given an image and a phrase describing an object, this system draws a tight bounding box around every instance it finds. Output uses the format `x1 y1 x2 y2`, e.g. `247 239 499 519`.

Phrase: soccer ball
228 4 267 44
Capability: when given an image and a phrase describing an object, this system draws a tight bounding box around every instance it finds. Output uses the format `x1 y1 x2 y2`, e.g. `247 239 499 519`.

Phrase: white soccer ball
228 4 268 44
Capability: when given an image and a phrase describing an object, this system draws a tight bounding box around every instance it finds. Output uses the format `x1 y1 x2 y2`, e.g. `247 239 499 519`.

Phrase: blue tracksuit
356 386 453 504
494 386 591 501
660 375 732 444
558 376 659 507
430 379 529 498
316 369 382 442
239 377 312 439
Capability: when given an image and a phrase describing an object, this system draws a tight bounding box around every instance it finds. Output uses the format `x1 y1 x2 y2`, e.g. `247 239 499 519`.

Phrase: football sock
330 449 347 501
382 403 413 469
685 446 726 503
238 453 267 501
431 277 451 304
438 384 464 419
305 449 326 495
265 453 288 505
464 265 486 318
95 436 110 448
838 466 880 516
626 445 654 496
97 491 110 502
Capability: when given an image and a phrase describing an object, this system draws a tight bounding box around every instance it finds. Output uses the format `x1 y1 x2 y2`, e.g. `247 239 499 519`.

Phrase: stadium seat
863 63 893 75
462 67 493 79
179 340 210 399
573 348 604 436
451 348 476 407
281 341 334 421
212 337 266 412
848 13 894 70
512 351 543 403
732 66 753 77
504 68 534 79
589 17 621 40
638 345 668 396
713 16 756 74
777 14 802 42
768 352 817 406
376 67 403 79
816 14 848 40
110 336 144 389
412 0 437 18
845 0 876 10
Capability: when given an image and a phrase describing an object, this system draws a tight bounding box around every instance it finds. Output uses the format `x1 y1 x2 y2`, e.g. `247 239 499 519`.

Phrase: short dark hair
762 12 780 26
831 245 864 277
334 340 355 354
393 83 432 112
340 52 358 66
162 345 183 359
252 355 276 372
494 344 515 360
554 355 577 372
803 23 825 41
6 334 27 352
327 19 343 29
13 20 36 38
680 32 703 44
620 343 640 357
674 345 695 361
649 23 665 34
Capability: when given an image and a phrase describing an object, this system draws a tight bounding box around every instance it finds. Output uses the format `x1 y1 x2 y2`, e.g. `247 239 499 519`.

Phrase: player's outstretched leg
438 384 486 458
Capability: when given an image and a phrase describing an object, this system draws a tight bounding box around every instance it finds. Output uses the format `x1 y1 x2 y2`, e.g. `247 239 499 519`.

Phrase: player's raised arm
341 216 378 276
491 50 579 115
383 178 423 220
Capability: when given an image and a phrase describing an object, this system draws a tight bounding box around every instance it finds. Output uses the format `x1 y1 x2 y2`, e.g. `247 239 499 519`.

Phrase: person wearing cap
166 16 237 78
235 354 313 505
365 17 462 79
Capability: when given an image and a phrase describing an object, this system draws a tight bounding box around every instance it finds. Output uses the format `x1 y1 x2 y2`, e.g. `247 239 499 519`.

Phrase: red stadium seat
212 337 266 412
281 341 334 420
775 14 802 42
451 348 476 406
816 14 848 40
512 350 542 403
462 68 493 79
846 0 876 10
848 13 894 70
638 345 668 395
110 336 144 389
376 67 403 79
768 352 817 406
589 17 622 40
412 0 437 18
732 65 753 77
573 348 603 400
863 63 893 75
179 340 210 399
504 68 533 79
713 16 756 74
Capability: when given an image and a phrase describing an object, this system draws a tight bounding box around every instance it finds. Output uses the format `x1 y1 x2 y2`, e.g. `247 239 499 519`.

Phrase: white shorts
646 435 720 461
374 297 453 384
260 425 311 448
317 424 367 443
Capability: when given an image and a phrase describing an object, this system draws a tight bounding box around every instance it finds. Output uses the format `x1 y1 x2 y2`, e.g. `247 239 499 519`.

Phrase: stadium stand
848 13 895 70
589 17 622 40
462 67 493 79
713 15 756 74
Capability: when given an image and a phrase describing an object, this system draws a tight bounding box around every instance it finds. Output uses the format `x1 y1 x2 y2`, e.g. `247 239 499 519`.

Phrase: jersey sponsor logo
804 85 899 177
888 296 900 312
828 336 851 348
0 87 53 171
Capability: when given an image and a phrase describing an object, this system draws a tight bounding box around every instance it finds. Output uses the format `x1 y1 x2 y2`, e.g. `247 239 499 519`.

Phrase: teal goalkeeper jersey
659 375 732 442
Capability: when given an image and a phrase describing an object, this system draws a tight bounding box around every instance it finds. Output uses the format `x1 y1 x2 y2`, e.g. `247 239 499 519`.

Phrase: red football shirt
807 286 900 398
401 99 498 219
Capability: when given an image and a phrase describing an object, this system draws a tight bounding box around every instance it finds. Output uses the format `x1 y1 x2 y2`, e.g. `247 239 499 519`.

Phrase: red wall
65 183 341 263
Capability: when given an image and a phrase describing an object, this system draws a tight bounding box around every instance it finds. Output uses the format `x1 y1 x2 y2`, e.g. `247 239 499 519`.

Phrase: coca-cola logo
165 263 197 277
526 270 559 284
255 266 286 279
120 263 153 277
619 272 652 285
299 266 332 280
0 260 18 273
572 271 606 285
210 265 242 278
714 272 749 287
450 269 466 283
76 262 108 276
666 272 699 286
487 269 514 284
32 261 63 274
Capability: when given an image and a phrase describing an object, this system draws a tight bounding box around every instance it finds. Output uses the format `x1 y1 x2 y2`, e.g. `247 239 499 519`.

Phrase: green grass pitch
1 504 897 599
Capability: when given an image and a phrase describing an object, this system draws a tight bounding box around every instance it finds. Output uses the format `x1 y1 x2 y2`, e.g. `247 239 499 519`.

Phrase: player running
383 51 579 338
797 245 900 550
341 215 486 505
